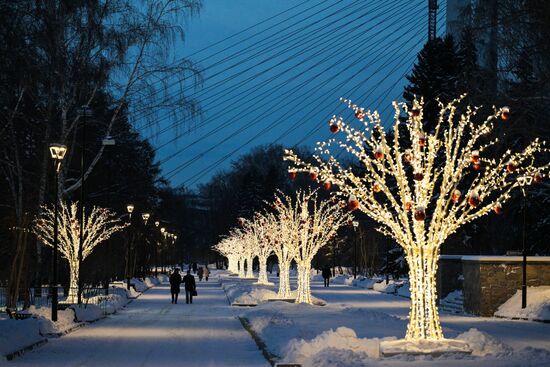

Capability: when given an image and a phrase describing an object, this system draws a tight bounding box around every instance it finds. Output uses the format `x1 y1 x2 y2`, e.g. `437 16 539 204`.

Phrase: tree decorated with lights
213 237 241 274
242 214 275 285
272 190 351 304
284 96 549 340
34 201 127 303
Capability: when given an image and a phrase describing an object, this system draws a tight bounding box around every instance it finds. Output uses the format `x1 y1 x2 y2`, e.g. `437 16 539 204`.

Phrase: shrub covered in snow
27 306 77 335
70 304 103 322
351 277 381 289
456 328 512 357
0 317 44 357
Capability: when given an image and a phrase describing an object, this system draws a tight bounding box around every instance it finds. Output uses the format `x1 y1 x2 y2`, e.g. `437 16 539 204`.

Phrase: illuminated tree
284 96 549 340
242 214 275 285
271 190 351 304
34 201 127 303
213 237 240 274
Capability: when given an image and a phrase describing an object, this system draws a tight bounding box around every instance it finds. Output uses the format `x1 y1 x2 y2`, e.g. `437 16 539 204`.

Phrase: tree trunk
295 262 312 304
245 256 254 278
277 260 291 299
67 259 79 304
405 248 443 340
238 257 245 278
256 256 269 284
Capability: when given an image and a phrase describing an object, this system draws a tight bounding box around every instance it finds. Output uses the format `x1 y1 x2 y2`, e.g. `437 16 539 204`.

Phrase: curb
238 316 280 367
4 339 48 361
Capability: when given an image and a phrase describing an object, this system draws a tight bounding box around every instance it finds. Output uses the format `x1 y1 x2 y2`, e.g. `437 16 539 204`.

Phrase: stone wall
461 256 550 316
437 255 463 300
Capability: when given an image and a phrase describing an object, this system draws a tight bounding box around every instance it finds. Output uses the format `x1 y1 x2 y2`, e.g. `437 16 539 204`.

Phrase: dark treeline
0 0 202 306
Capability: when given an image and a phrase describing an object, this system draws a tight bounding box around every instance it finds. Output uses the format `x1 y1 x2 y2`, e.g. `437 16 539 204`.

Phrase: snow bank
130 278 148 292
0 317 44 357
456 328 512 357
351 277 381 289
70 304 103 322
331 275 352 285
494 286 550 321
282 327 383 364
27 306 78 335
234 288 278 305
373 280 398 294
157 274 169 283
396 281 410 298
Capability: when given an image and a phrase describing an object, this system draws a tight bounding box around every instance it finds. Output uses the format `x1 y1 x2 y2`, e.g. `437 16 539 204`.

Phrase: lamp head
142 213 150 222
155 221 160 227
49 143 67 161
127 204 134 214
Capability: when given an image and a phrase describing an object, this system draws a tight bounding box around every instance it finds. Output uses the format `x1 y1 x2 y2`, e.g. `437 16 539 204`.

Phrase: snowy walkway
10 279 269 367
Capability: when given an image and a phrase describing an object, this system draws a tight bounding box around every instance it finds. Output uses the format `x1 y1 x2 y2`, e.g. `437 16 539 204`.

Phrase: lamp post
352 221 359 279
160 227 166 272
517 175 532 309
49 143 67 322
141 213 150 275
76 105 92 305
154 221 159 276
126 204 134 290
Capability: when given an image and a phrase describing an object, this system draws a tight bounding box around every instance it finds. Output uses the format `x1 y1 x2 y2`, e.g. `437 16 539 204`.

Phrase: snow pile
373 280 399 294
456 328 512 357
157 274 169 283
494 286 550 321
27 306 78 335
396 281 410 298
110 282 140 298
0 317 44 357
144 276 160 287
70 304 103 322
130 278 149 292
351 277 380 289
331 275 352 285
311 273 324 281
282 327 384 364
234 288 278 305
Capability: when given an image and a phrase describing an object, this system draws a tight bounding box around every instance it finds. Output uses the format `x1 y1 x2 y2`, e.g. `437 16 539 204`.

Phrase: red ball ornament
372 183 381 193
329 123 339 133
418 132 426 147
374 146 384 160
470 150 480 163
451 189 461 203
288 170 297 180
355 109 366 120
468 192 480 207
506 161 516 173
309 168 319 181
323 180 332 191
405 201 413 212
472 162 481 171
403 150 412 163
494 202 503 215
414 172 424 181
414 207 426 221
411 108 420 118
348 195 359 211
534 172 543 183
501 106 510 121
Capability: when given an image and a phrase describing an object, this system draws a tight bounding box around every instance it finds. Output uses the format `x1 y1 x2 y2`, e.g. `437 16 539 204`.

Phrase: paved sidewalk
11 278 269 367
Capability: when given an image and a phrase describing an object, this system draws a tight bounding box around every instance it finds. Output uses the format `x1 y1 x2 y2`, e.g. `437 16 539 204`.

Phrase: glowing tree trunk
271 190 351 304
245 256 254 278
228 255 238 274
285 96 549 340
277 256 292 299
238 257 246 278
257 256 269 285
34 201 127 304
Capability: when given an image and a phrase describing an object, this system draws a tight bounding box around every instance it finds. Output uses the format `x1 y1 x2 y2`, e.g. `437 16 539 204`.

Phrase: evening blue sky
140 0 446 189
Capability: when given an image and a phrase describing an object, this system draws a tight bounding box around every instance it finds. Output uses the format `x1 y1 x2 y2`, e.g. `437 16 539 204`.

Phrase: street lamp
517 174 533 309
352 221 359 279
49 143 67 322
142 212 150 225
126 204 134 290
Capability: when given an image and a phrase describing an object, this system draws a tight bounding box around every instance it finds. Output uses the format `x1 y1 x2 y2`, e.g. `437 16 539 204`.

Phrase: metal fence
1 285 129 316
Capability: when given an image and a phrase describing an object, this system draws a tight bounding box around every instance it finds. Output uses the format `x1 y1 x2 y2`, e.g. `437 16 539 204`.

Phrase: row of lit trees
213 189 351 304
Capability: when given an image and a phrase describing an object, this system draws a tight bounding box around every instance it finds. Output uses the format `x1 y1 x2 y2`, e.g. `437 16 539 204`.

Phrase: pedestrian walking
169 268 182 304
322 265 331 287
183 270 196 304
204 266 210 281
198 266 204 281
192 262 198 274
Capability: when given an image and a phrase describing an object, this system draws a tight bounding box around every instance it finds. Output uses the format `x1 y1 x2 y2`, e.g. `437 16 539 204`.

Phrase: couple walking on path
169 268 196 304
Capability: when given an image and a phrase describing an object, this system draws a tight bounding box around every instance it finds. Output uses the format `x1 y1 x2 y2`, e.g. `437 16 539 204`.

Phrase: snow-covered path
11 279 269 367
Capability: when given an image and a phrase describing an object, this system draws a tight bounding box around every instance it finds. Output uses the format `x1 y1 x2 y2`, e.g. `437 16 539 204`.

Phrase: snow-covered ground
240 277 550 366
8 272 268 367
495 286 550 321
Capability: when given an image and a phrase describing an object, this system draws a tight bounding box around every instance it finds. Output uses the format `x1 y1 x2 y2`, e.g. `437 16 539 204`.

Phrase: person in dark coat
192 262 198 274
169 268 182 304
322 265 332 287
197 266 204 281
183 270 196 304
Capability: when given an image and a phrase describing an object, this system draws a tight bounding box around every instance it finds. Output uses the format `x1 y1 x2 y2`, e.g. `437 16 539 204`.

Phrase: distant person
322 265 331 287
204 266 210 281
192 262 198 274
198 266 204 281
169 268 182 304
183 270 196 304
